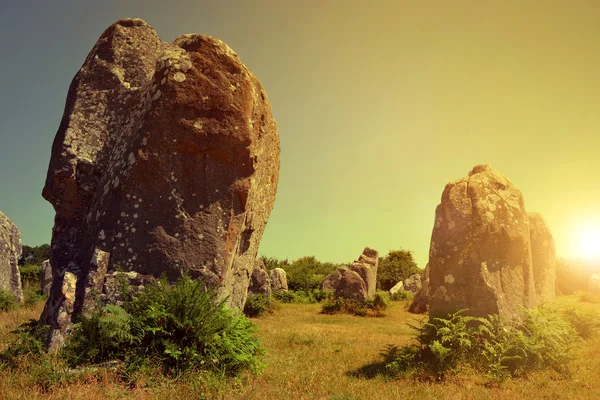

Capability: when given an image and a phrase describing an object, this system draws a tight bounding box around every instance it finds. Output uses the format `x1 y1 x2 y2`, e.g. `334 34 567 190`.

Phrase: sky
0 0 599 267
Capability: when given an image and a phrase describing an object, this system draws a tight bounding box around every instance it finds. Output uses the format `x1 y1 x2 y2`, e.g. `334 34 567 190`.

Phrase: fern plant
63 275 264 376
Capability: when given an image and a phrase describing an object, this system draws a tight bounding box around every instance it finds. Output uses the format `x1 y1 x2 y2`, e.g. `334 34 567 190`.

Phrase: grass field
1 296 600 399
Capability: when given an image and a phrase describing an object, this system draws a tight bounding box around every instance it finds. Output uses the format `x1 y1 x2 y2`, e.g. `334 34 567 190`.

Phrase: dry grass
1 298 600 399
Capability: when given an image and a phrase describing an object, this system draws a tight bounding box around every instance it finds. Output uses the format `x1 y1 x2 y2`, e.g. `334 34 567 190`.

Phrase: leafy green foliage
244 294 273 317
377 250 421 291
0 320 46 370
63 275 264 376
321 292 389 317
19 244 50 266
19 264 43 286
273 289 332 304
260 255 341 291
383 307 581 382
390 289 414 302
0 290 17 312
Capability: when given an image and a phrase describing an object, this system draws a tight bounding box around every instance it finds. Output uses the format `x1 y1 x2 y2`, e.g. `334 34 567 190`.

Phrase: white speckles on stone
128 152 136 165
113 177 120 187
202 96 209 101
134 204 139 208
120 212 126 217
173 72 186 82
160 77 166 85
486 211 495 221
194 121 203 130
133 214 138 219
116 233 122 238
142 137 148 146
174 233 179 238
131 227 136 233
152 90 162 101
444 274 455 284
98 230 105 240
198 233 204 240
132 255 137 261
127 194 131 199
128 248 133 253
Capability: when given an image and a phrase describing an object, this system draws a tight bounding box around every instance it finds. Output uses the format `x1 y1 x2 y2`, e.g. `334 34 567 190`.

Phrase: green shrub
390 289 414 302
0 290 17 312
377 250 421 291
19 264 43 286
244 294 272 317
561 306 600 339
383 306 579 382
321 293 389 317
273 289 332 304
63 275 264 376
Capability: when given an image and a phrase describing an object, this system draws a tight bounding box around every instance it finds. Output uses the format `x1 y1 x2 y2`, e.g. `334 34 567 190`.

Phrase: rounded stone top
468 164 493 176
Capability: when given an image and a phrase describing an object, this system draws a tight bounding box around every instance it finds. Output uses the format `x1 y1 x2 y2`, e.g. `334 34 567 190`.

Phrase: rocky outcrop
321 266 368 301
389 281 404 296
528 213 557 303
348 247 378 298
321 247 378 301
40 259 53 296
0 212 23 303
402 273 422 293
248 259 271 297
39 18 279 348
409 264 430 314
427 165 536 319
269 268 288 292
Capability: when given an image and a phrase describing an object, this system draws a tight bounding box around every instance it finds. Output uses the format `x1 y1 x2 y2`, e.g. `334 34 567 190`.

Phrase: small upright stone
269 268 288 292
528 213 557 303
349 247 378 298
402 273 422 293
248 259 271 297
40 259 52 296
0 212 23 304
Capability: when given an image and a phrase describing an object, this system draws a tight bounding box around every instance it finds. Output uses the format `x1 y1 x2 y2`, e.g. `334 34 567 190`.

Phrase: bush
390 289 414 302
321 293 389 317
19 264 43 287
261 256 340 291
244 294 272 317
383 306 580 382
273 289 332 304
377 250 421 291
62 275 264 376
0 290 17 312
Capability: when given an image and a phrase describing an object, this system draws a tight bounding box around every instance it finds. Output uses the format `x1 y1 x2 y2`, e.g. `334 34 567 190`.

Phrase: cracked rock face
0 212 23 304
248 259 271 297
528 212 556 303
39 18 279 348
427 165 535 318
321 247 378 301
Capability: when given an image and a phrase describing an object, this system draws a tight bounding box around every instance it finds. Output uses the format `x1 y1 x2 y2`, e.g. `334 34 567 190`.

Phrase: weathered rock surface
409 264 430 314
321 247 378 301
39 18 279 348
589 274 600 294
349 247 378 298
248 259 271 297
321 266 368 301
0 212 23 303
269 268 288 292
402 273 422 293
41 259 53 296
528 212 556 303
427 165 536 318
389 281 404 295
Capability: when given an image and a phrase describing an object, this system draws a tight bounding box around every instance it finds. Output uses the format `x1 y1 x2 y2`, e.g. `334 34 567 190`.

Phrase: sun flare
577 225 600 261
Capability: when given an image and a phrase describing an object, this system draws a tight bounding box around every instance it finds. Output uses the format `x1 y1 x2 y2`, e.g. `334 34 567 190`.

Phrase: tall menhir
40 19 280 348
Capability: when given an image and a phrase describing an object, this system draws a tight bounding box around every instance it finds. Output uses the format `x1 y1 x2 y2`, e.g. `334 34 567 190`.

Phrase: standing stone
349 247 378 298
320 247 378 301
409 264 430 313
40 19 279 348
0 212 23 304
40 259 53 296
528 212 557 303
269 268 288 292
389 281 404 296
248 259 271 297
402 273 422 293
427 165 536 319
